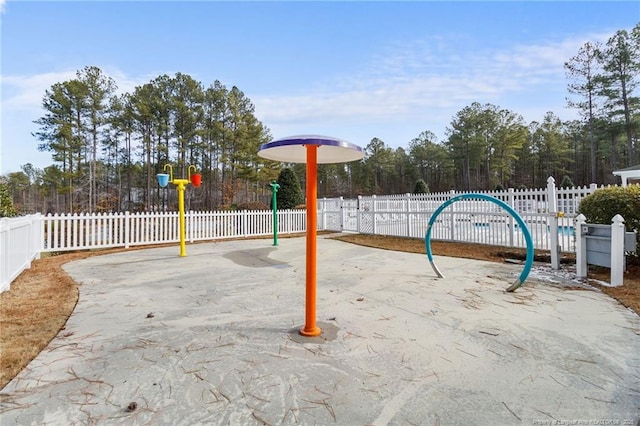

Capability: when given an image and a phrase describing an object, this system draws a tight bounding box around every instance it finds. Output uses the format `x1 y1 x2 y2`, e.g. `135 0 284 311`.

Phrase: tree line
2 24 638 215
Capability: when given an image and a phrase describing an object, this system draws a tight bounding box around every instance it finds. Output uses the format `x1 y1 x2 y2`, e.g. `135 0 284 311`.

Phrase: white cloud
1 27 618 155
0 66 156 174
0 67 161 114
4 28 616 127
1 71 77 111
254 30 618 132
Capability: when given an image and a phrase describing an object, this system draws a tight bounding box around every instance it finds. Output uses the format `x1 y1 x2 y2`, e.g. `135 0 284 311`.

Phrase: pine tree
413 179 429 194
565 41 602 182
597 24 640 167
276 168 303 209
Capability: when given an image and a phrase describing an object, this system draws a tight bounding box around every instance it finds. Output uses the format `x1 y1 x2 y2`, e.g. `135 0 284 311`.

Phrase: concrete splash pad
1 237 638 425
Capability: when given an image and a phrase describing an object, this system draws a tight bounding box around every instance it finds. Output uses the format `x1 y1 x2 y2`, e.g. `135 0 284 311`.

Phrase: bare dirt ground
1 233 638 390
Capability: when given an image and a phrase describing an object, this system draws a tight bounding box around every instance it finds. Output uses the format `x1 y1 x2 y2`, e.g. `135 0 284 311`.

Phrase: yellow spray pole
157 164 200 257
174 179 189 256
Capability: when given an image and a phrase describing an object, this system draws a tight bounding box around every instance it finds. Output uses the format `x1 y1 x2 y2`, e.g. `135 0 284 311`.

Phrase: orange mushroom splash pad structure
258 135 364 337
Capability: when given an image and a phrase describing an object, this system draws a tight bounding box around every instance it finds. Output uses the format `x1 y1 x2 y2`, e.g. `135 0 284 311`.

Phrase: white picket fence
1 209 307 293
40 209 307 252
1 177 615 293
318 178 602 253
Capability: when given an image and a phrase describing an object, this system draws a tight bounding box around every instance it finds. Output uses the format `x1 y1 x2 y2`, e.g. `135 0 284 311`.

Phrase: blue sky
1 1 639 175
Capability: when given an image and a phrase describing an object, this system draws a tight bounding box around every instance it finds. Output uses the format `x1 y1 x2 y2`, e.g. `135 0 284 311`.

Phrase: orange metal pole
300 144 321 336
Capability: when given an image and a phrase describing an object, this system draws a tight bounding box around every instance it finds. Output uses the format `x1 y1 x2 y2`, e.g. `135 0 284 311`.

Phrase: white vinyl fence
0 177 614 293
1 209 306 293
1 214 42 293
318 177 602 253
40 209 307 252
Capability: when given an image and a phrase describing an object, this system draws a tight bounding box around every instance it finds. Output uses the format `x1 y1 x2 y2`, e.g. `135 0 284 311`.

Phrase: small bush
413 179 429 194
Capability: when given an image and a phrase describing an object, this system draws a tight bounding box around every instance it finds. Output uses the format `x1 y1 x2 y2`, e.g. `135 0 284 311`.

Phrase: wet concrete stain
223 247 290 268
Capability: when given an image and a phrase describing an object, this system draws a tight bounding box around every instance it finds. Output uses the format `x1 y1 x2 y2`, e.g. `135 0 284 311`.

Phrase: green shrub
413 179 429 194
578 185 640 253
276 168 303 210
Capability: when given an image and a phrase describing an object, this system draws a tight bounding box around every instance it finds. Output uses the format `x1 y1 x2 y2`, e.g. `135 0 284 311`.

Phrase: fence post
322 197 327 231
610 214 625 287
338 196 343 231
547 176 560 270
40 213 51 250
124 211 130 249
33 214 42 261
372 195 377 234
449 190 456 240
575 214 587 278
405 193 411 237
507 188 515 247
42 214 48 252
51 213 57 251
242 210 248 237
187 211 193 243
357 195 362 233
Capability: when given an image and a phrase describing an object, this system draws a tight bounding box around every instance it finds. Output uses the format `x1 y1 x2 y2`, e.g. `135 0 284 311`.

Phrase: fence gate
341 198 359 232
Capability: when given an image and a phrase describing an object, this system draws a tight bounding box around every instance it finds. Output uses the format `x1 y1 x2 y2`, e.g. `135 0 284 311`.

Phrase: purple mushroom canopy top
258 135 364 164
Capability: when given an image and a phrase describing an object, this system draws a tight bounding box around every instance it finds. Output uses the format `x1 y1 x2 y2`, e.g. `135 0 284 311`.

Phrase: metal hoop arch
424 193 535 292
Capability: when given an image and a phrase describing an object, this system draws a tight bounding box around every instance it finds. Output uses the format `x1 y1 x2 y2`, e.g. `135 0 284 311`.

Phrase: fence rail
2 178 621 293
